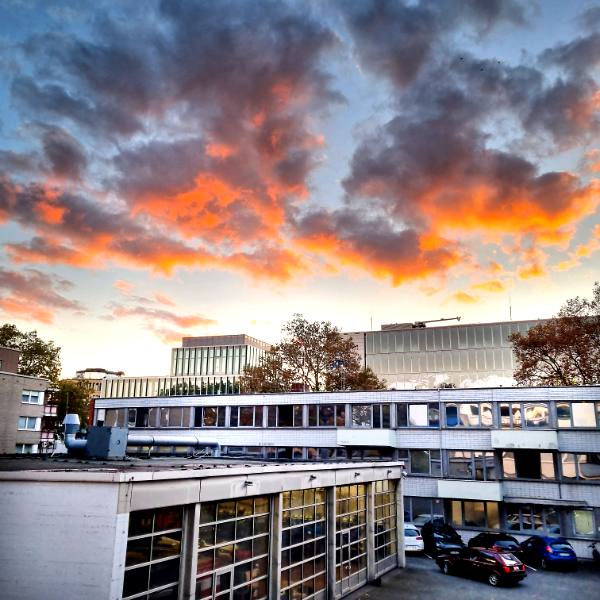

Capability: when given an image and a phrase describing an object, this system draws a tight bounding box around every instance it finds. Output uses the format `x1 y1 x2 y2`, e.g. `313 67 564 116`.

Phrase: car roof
404 523 419 529
526 535 568 544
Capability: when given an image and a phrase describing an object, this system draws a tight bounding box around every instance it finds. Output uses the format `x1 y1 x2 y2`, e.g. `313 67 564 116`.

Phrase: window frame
505 504 561 535
450 500 499 530
500 401 550 429
559 452 600 483
307 404 346 428
403 449 442 476
230 405 264 428
17 416 40 431
444 402 493 428
21 390 43 404
556 401 599 428
447 450 496 481
572 509 595 537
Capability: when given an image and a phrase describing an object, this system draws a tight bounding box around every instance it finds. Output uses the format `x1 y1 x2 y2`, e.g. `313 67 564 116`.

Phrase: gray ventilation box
85 426 128 459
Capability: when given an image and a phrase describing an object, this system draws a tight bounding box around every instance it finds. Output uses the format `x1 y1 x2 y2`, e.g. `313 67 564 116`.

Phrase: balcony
491 429 558 450
438 480 503 502
40 431 55 441
43 405 58 417
337 429 396 447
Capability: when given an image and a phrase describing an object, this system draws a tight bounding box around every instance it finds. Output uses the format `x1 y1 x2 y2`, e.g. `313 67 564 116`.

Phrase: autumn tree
509 282 600 386
0 324 61 384
49 379 91 436
242 314 387 392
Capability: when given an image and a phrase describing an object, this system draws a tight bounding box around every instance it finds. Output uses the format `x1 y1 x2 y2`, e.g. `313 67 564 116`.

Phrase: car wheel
541 558 548 570
443 562 452 575
488 572 500 587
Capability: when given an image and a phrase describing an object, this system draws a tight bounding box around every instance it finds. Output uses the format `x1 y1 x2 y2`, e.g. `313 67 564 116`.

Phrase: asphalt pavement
345 554 600 600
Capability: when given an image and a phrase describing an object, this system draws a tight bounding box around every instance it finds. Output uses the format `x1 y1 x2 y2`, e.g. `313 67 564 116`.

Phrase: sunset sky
1 0 600 378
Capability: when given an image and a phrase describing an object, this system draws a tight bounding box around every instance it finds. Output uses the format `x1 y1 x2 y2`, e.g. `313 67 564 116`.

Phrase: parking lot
348 555 600 600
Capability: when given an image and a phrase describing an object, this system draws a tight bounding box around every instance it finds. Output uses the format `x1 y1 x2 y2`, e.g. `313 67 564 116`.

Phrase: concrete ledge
337 429 396 447
491 429 558 450
437 479 503 501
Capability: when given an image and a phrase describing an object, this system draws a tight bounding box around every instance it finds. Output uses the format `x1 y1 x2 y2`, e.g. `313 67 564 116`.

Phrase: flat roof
0 455 403 483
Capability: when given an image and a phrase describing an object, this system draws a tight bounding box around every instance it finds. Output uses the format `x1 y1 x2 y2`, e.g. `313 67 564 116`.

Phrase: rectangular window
352 405 372 427
373 480 397 567
307 405 345 427
560 453 600 481
573 509 594 536
17 416 40 431
230 406 263 427
404 497 443 526
372 404 390 428
502 450 555 480
15 444 35 453
200 407 226 427
502 402 548 428
281 488 326 600
451 501 499 529
449 451 472 478
572 402 597 427
396 404 408 427
123 506 182 599
197 496 270 600
407 450 441 476
505 505 561 535
21 391 43 404
397 403 439 427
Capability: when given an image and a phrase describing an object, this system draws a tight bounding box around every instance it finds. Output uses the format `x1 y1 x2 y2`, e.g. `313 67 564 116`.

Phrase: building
0 455 404 600
345 318 544 389
103 334 270 399
94 386 600 559
0 347 50 454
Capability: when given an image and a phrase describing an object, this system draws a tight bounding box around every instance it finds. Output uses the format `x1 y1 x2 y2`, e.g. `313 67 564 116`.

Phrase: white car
404 524 424 553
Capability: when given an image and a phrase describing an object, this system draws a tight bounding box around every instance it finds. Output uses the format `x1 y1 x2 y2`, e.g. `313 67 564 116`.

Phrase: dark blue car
521 536 578 571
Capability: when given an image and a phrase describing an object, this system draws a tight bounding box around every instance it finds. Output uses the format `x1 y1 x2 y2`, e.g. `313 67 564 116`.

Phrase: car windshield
438 526 460 540
499 553 519 565
550 543 572 551
405 529 420 537
494 540 518 548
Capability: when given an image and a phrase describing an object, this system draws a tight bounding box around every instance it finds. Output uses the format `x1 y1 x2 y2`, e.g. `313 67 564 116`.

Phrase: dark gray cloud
41 126 87 180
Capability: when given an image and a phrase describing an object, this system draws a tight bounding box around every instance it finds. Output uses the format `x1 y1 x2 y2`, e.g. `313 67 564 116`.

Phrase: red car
436 547 527 587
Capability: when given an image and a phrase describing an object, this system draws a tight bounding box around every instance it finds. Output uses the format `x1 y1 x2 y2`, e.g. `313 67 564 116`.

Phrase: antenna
509 290 512 321
370 303 373 331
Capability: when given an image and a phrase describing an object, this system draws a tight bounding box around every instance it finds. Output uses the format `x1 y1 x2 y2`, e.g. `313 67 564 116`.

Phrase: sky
1 0 600 378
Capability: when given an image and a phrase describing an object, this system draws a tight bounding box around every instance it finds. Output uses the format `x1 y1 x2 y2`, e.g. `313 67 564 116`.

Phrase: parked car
421 519 464 556
468 532 523 559
437 547 527 587
521 536 578 570
404 524 424 553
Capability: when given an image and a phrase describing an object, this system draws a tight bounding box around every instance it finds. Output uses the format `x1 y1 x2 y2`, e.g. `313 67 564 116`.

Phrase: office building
0 347 50 454
95 386 600 560
0 455 404 600
346 318 544 389
103 335 270 399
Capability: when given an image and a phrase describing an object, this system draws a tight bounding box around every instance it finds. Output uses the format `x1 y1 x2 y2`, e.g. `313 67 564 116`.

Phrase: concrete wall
0 373 47 453
0 480 121 600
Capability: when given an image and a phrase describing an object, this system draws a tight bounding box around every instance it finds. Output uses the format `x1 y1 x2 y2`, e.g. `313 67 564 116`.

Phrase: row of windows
172 345 261 377
405 497 597 538
367 321 536 355
103 376 243 399
367 347 516 375
102 400 600 430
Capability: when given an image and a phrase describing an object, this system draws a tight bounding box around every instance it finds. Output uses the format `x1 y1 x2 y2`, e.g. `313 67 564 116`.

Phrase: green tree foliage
241 314 387 392
509 282 600 386
51 379 91 434
0 324 62 384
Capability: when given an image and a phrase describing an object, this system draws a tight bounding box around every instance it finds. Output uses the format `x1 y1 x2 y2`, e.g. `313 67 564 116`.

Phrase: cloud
114 280 135 294
470 280 507 293
106 302 217 330
0 267 85 324
153 291 176 307
446 290 482 305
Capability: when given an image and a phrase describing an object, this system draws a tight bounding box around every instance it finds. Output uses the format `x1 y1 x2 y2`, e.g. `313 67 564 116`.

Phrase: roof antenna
509 290 512 321
370 303 373 331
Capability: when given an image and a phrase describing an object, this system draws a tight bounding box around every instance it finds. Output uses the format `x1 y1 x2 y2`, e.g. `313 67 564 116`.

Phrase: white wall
0 480 121 600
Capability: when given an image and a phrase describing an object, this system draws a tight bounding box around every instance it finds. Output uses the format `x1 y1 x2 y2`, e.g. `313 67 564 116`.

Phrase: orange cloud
114 280 135 293
517 263 547 279
447 290 481 305
153 291 176 306
470 279 507 293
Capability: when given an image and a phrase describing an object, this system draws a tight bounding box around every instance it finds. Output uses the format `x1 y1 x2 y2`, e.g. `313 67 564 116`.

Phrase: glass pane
149 557 180 589
506 504 520 531
410 450 430 475
502 452 516 478
541 453 555 480
397 404 407 427
451 501 462 527
152 532 181 560
557 402 571 428
408 404 428 427
577 454 600 480
481 403 492 427
486 503 499 529
459 403 479 427
123 565 150 597
155 507 182 532
129 510 154 537
525 403 549 428
546 508 561 534
561 453 577 480
464 502 485 527
572 403 597 427
445 404 458 428
428 403 440 427
449 451 472 478
126 537 151 567
352 405 371 427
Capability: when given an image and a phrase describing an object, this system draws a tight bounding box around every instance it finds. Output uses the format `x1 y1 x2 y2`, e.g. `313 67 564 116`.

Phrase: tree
509 282 600 386
0 323 62 384
49 380 91 436
241 314 387 392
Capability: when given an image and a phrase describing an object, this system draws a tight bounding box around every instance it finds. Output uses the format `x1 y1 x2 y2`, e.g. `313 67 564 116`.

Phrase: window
280 488 326 600
197 496 269 600
403 497 443 526
336 485 367 587
15 444 36 453
505 505 560 534
351 405 372 427
308 405 345 427
557 401 599 428
502 451 555 480
17 417 40 431
195 407 226 427
373 405 390 428
445 403 492 427
573 509 594 536
374 480 397 567
560 453 600 482
397 403 440 428
307 448 347 460
104 408 127 427
267 406 303 427
448 451 495 480
500 402 549 428
408 450 441 476
22 390 43 404
158 407 190 428
451 501 499 529
230 406 264 427
123 506 182 599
